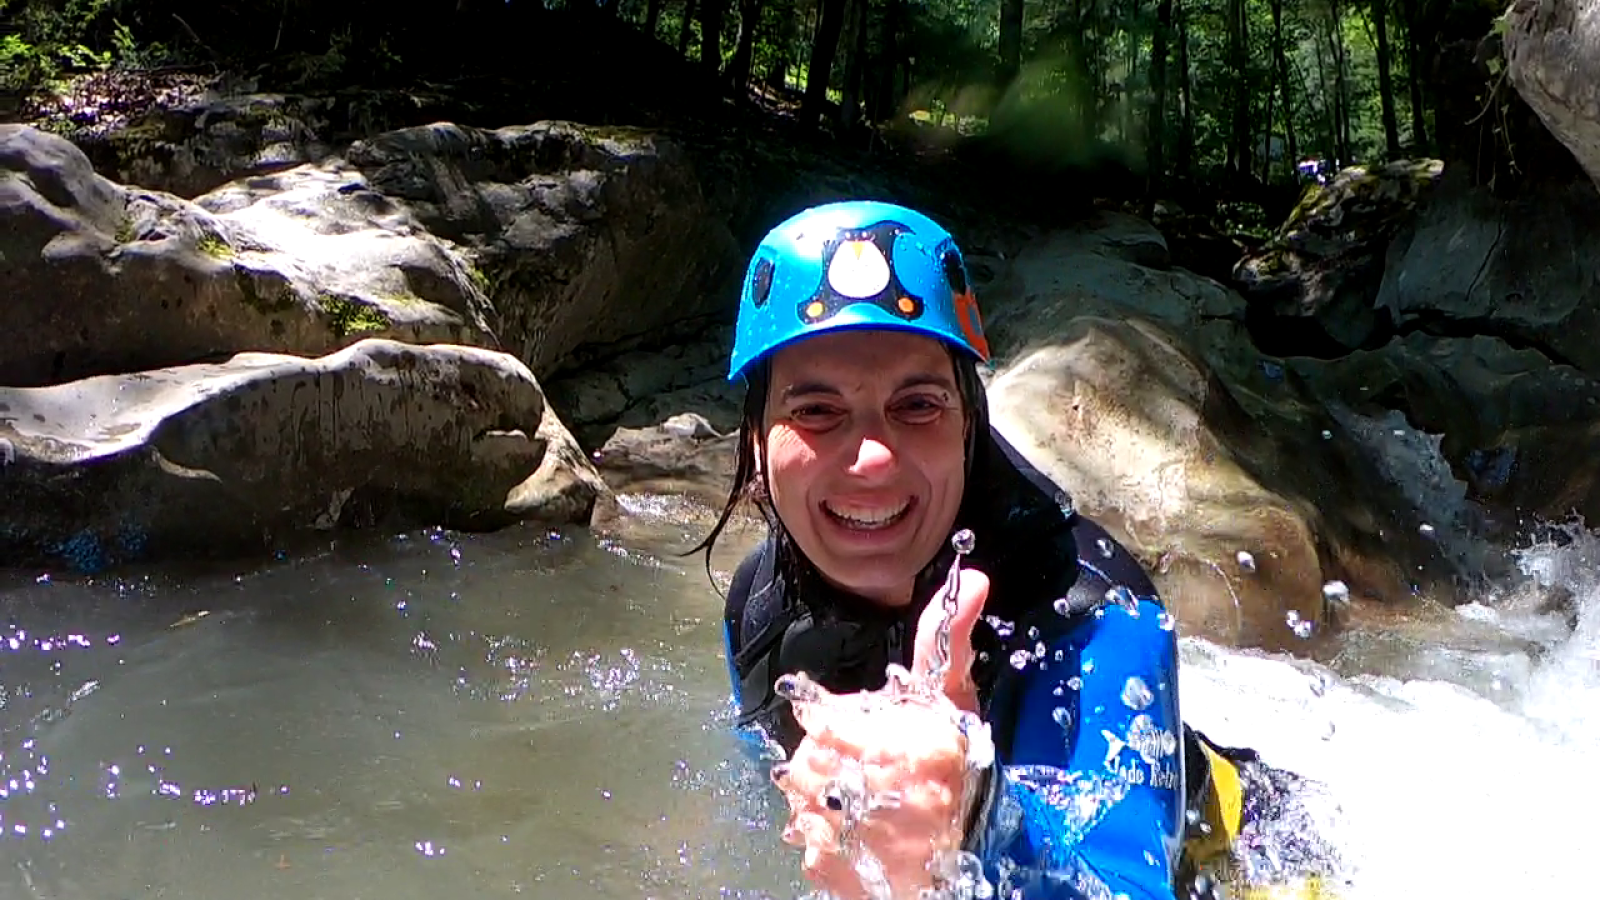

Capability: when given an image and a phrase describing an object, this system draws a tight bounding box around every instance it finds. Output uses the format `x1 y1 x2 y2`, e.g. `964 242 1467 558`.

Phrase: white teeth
825 502 909 527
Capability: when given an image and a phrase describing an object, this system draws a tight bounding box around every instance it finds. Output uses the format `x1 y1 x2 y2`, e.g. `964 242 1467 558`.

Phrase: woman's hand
773 569 991 900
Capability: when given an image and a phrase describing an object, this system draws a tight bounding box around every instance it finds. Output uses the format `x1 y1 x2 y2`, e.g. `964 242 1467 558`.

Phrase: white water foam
1180 524 1599 900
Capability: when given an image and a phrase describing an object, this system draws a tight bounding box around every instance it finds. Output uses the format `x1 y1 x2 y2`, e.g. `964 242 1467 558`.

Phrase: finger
911 567 989 711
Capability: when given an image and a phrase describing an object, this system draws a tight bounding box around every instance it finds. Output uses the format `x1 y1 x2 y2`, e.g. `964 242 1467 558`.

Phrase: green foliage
0 0 171 91
4 0 1509 195
321 295 393 339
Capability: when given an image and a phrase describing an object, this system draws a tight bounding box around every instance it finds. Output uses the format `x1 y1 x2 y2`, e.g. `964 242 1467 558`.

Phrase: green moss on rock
321 294 393 338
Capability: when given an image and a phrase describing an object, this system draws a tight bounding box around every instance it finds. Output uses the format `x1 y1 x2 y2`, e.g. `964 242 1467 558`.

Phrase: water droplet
1157 611 1177 631
1009 649 1032 669
1235 550 1257 573
1308 671 1330 697
1320 429 1333 440
1322 580 1350 606
1121 677 1153 710
951 528 976 556
1052 707 1072 728
1418 523 1436 537
1096 537 1115 558
1080 656 1095 674
1285 610 1315 639
1105 586 1141 617
1027 626 1041 641
1053 597 1072 616
1056 491 1076 519
1066 676 1084 691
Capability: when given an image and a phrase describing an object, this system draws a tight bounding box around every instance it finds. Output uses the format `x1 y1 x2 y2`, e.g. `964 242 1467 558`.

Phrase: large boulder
1505 0 1600 191
343 121 745 377
979 211 1245 348
1232 159 1444 353
591 413 739 509
985 316 1447 650
0 339 606 571
1289 331 1600 536
0 124 494 387
1376 173 1600 377
543 329 741 449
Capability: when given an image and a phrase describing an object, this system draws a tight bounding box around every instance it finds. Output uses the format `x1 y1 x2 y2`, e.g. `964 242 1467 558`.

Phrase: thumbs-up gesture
771 569 992 900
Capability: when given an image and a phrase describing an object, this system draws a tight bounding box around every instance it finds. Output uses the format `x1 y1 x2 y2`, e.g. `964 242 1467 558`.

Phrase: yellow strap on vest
1202 742 1245 842
1236 875 1336 900
1188 746 1341 900
1183 741 1246 866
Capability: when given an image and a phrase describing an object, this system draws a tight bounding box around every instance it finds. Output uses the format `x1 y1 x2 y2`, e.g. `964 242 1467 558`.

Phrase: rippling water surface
0 499 795 900
0 494 1591 900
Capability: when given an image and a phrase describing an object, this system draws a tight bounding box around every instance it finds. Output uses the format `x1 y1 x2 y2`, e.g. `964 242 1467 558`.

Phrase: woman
693 201 1249 900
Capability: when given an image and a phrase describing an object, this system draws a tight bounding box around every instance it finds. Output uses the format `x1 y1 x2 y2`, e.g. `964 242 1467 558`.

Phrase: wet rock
986 316 1446 651
0 124 494 387
75 91 338 199
1505 0 1600 191
344 121 744 377
1289 331 1600 507
1376 173 1600 377
592 413 739 509
543 329 741 448
980 211 1245 355
1234 159 1443 352
0 339 606 571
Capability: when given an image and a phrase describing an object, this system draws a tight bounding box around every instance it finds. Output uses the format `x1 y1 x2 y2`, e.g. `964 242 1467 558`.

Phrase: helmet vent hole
751 258 775 308
941 248 969 295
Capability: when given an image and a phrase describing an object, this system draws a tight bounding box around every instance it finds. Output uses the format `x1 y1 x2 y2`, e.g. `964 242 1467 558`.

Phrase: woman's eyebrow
778 381 841 400
778 372 955 401
894 373 957 392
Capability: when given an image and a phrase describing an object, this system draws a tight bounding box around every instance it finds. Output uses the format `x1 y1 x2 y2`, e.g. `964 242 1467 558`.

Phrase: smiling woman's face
761 329 967 607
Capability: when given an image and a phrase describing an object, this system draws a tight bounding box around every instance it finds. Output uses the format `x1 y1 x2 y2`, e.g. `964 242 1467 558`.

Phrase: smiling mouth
822 499 914 531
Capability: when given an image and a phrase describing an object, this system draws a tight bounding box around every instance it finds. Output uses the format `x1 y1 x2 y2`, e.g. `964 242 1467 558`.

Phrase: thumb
912 567 989 713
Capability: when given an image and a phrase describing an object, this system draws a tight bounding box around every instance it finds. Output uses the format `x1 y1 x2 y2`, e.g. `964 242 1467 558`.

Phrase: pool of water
0 497 795 900
0 494 1591 900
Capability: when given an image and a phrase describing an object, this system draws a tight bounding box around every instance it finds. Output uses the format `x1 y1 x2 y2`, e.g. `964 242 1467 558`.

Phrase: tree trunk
839 0 870 129
868 0 902 121
1373 0 1400 157
1270 0 1296 176
1400 0 1428 151
1176 0 1193 180
1327 0 1351 162
1227 0 1252 176
643 0 665 38
1147 0 1172 199
801 0 849 124
725 0 763 91
998 0 1024 86
677 0 697 54
699 0 729 71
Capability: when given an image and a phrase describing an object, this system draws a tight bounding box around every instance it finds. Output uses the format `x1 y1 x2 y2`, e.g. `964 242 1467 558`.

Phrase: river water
0 492 1591 900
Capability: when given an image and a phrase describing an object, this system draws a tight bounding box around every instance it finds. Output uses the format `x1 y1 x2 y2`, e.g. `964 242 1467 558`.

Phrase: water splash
769 530 996 900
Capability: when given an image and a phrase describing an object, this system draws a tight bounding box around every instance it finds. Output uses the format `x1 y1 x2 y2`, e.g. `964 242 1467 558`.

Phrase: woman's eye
893 396 949 422
790 404 843 425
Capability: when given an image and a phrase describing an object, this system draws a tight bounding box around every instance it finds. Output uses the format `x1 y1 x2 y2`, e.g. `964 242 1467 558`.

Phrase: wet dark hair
688 340 990 602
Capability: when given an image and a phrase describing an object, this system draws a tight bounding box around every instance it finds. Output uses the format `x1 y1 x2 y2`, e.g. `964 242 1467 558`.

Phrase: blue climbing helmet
728 200 992 383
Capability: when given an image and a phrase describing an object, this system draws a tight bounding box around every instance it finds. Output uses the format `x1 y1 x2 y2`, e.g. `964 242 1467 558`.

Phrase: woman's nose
848 435 896 476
